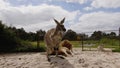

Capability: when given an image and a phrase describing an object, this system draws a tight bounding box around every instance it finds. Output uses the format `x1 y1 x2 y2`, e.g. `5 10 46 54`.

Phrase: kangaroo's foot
47 56 51 62
58 56 65 59
56 55 65 59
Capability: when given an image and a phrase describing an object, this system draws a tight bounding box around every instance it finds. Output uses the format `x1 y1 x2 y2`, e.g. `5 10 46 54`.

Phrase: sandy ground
0 48 120 68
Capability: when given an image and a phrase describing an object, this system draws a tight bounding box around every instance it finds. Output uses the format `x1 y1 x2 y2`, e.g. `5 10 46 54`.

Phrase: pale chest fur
52 31 63 44
46 28 63 46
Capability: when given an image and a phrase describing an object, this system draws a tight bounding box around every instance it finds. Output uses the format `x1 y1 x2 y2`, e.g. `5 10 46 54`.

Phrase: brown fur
50 40 73 57
44 18 66 58
60 40 73 53
50 47 73 57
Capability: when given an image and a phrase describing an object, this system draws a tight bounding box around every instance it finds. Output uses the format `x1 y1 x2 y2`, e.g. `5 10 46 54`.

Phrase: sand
0 48 120 68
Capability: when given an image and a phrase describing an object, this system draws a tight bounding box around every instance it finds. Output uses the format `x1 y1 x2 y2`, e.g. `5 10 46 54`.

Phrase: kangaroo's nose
63 28 66 31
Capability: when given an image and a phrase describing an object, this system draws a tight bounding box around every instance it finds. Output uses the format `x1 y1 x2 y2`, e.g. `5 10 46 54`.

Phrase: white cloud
91 0 120 8
0 0 10 9
64 0 87 4
0 0 79 32
70 11 120 34
1 0 120 35
83 7 93 11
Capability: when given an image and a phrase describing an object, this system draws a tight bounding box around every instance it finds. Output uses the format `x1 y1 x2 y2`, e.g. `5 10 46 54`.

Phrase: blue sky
6 0 120 12
0 0 120 35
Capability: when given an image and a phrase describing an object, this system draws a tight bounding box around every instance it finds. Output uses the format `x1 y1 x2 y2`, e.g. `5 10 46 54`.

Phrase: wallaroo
44 18 66 61
59 40 74 57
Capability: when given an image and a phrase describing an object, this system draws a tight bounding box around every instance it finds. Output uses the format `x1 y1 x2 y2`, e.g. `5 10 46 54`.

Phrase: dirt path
0 48 120 68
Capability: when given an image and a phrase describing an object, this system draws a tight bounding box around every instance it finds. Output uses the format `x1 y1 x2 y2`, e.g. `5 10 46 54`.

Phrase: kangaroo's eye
60 25 64 27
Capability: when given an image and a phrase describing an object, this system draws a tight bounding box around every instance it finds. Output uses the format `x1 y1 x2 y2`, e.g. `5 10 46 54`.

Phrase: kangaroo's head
54 18 66 32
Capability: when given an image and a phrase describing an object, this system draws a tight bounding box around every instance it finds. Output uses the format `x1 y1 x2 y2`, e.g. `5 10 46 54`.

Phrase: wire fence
79 28 120 51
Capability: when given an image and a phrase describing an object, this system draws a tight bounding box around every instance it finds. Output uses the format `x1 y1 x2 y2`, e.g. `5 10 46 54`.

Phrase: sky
0 0 120 35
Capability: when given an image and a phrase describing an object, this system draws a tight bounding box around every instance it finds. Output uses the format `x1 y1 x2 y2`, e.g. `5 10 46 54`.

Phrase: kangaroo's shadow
50 56 74 68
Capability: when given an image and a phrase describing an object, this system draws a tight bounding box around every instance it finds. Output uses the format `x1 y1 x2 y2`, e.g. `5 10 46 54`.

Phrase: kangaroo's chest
46 28 64 45
53 35 62 41
53 32 62 40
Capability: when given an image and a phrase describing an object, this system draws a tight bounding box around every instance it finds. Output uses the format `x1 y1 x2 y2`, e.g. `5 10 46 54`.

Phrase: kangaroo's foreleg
54 45 59 57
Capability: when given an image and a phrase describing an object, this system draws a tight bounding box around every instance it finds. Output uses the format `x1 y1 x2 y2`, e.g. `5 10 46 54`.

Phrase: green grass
99 38 120 49
29 41 46 52
30 41 81 48
15 41 46 52
30 41 45 47
69 41 81 47
29 39 120 49
28 38 120 52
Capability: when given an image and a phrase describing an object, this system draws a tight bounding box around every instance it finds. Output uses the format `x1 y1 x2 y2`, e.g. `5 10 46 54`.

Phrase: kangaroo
60 40 73 53
60 40 73 56
44 18 66 61
50 40 74 57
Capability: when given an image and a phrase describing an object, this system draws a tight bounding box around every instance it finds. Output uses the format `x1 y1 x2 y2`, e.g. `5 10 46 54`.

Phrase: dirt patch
0 48 120 68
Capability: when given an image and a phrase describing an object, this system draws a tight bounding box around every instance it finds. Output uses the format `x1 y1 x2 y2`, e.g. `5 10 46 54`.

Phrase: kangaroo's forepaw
57 55 65 59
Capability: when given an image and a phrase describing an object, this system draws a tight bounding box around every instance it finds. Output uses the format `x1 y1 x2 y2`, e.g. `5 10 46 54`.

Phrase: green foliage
36 29 46 41
91 31 102 40
63 29 77 41
90 31 117 41
99 38 119 48
8 26 46 41
0 22 21 52
15 41 46 52
0 21 46 52
112 48 120 52
0 20 119 52
16 46 46 52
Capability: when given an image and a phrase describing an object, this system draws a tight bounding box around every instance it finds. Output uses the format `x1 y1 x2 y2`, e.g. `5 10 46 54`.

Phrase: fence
79 28 120 51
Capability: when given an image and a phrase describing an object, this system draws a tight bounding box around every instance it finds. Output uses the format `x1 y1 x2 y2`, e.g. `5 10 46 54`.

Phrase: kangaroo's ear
54 19 60 25
60 17 65 24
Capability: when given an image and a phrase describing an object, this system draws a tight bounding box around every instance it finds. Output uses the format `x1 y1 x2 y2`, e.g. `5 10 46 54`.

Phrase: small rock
82 63 89 67
78 58 85 63
19 58 21 60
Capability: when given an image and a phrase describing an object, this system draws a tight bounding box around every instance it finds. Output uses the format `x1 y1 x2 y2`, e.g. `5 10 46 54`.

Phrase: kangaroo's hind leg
46 47 54 62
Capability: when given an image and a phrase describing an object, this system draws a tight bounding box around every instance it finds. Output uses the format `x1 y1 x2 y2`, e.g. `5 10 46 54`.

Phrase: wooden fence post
36 31 40 50
118 27 120 49
81 35 84 51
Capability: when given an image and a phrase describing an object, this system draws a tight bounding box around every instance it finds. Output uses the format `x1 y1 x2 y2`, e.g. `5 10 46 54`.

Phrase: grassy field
29 38 120 52
30 41 85 48
30 40 120 49
30 41 45 48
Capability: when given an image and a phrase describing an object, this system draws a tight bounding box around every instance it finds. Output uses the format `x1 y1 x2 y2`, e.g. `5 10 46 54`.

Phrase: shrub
0 22 21 52
112 48 120 52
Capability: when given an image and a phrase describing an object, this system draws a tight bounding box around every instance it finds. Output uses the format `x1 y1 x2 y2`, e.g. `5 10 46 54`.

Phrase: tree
91 31 103 40
77 33 88 41
16 28 28 40
109 32 116 39
0 21 21 52
36 29 46 41
63 29 77 41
